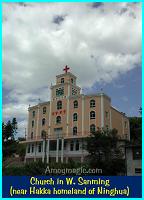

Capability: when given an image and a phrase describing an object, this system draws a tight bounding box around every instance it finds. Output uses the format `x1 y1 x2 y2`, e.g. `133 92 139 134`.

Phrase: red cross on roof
63 65 70 73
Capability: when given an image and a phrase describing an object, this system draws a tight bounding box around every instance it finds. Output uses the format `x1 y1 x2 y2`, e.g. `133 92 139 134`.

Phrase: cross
63 65 70 73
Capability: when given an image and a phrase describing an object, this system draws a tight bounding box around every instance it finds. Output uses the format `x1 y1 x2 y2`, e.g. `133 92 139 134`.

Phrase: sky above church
2 2 141 137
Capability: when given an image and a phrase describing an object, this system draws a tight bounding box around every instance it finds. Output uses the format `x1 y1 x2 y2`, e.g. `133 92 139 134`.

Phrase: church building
23 66 130 163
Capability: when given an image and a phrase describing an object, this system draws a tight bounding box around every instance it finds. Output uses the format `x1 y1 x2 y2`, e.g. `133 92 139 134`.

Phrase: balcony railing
21 131 129 143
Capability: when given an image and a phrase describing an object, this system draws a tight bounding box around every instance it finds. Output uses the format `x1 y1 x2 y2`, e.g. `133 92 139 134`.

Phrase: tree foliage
85 128 125 175
129 117 142 144
2 118 18 158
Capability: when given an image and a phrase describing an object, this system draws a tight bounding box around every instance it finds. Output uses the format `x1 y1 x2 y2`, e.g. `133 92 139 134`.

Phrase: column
66 84 70 136
56 138 59 163
34 142 37 162
24 144 28 163
47 139 50 163
42 140 45 163
61 138 64 163
82 95 84 136
101 94 104 128
122 116 124 136
81 156 84 163
110 109 112 129
36 105 40 139
48 86 52 137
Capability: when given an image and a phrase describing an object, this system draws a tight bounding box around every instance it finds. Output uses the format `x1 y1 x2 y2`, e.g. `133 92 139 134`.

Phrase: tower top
63 65 70 73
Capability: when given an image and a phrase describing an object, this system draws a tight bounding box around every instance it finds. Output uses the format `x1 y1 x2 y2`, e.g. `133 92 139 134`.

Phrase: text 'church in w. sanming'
23 66 130 163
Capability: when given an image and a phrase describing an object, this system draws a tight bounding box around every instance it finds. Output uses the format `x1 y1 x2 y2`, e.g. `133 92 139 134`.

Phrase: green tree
85 128 125 175
129 117 142 144
2 118 18 158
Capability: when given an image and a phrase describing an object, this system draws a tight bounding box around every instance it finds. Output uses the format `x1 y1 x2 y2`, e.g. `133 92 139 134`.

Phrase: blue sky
83 65 141 117
2 2 141 137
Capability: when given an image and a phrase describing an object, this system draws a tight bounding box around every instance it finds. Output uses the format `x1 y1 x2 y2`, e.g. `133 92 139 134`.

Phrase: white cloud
121 96 128 102
2 2 142 136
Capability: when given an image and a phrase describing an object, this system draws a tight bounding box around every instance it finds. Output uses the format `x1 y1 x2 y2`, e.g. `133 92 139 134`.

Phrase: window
90 111 95 119
76 140 79 151
31 132 33 139
32 120 34 127
90 124 96 133
56 87 64 96
56 116 61 124
70 141 74 151
71 78 73 83
73 127 77 135
32 111 35 117
135 168 141 174
124 121 127 128
27 145 30 153
38 143 42 152
61 78 64 83
31 144 34 153
41 130 46 139
74 100 78 108
72 88 77 95
90 99 95 108
64 141 67 150
43 107 46 114
42 118 45 126
105 111 109 118
50 141 57 151
57 101 62 110
73 113 78 121
59 140 62 150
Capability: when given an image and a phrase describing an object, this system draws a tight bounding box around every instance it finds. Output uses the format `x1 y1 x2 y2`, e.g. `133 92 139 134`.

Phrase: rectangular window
31 144 34 153
27 145 30 153
70 142 74 151
54 128 63 138
64 141 67 150
135 168 141 174
38 143 42 152
50 141 57 151
32 120 34 127
124 121 127 128
105 111 109 119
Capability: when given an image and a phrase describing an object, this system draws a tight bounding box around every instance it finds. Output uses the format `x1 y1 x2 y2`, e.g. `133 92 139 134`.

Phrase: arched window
90 99 95 108
70 141 74 151
73 127 77 135
41 130 46 139
74 100 78 108
61 78 64 83
31 132 33 139
76 140 79 151
42 118 45 126
32 120 34 127
43 107 46 114
90 111 95 119
57 101 62 110
73 113 78 121
56 116 61 124
90 124 96 133
32 111 35 117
